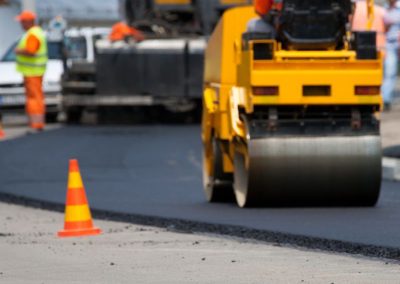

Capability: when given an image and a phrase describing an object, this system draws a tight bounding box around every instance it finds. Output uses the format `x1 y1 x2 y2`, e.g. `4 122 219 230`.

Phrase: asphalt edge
0 192 399 262
382 157 400 182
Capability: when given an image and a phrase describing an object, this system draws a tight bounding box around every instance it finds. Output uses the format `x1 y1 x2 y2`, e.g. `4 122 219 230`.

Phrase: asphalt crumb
2 193 400 261
135 227 149 232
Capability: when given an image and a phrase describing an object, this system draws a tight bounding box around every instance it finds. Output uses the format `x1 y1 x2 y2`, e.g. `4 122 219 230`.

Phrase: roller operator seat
246 0 352 50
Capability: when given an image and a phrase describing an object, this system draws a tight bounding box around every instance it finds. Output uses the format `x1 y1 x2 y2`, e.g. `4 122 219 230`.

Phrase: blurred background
0 0 120 55
0 0 398 128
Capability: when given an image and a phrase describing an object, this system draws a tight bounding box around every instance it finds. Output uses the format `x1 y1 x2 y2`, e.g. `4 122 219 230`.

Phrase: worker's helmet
15 10 37 22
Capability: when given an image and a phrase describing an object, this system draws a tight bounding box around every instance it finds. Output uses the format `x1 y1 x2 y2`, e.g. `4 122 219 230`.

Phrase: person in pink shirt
382 0 400 110
352 0 386 51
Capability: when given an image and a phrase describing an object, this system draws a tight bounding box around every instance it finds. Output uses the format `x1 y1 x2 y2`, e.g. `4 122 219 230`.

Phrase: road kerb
382 157 400 182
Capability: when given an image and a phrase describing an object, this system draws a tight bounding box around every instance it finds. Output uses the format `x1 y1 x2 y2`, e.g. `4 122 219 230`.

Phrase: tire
203 138 234 203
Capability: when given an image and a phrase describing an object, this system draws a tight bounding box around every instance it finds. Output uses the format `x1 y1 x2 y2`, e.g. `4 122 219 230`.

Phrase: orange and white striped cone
58 159 101 238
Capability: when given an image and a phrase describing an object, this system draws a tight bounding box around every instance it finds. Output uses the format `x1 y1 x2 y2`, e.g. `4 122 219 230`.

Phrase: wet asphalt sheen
0 126 399 250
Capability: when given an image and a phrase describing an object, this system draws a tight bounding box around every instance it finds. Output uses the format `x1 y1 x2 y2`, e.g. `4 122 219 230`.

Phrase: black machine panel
96 47 143 95
187 39 206 98
96 39 205 99
137 40 186 97
279 0 352 50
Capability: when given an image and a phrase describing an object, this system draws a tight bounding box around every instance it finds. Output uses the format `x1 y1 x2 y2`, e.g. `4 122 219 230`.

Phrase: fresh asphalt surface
0 126 399 257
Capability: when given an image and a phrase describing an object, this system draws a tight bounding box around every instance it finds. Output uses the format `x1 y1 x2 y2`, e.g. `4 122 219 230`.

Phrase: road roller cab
202 1 383 207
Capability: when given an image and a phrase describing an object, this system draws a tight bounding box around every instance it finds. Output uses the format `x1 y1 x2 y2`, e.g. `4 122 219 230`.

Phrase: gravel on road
0 202 399 284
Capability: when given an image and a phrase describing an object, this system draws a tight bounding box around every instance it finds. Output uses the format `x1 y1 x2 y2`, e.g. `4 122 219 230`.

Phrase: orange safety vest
109 22 145 42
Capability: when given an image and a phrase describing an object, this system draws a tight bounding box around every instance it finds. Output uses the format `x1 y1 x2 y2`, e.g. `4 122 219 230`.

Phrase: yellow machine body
154 0 191 5
202 5 383 207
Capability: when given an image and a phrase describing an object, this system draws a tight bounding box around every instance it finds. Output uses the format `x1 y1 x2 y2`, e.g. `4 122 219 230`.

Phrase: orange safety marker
58 159 101 238
0 120 5 139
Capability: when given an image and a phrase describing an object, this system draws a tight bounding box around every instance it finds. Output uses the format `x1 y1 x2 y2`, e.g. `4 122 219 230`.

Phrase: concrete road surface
382 104 400 148
1 202 399 284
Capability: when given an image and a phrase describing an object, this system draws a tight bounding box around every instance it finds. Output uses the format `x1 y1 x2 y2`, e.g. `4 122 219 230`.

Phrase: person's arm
384 9 400 31
15 34 40 57
129 27 145 42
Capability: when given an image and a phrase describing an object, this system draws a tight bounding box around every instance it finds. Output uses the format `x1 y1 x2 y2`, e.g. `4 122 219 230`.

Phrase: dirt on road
0 202 399 283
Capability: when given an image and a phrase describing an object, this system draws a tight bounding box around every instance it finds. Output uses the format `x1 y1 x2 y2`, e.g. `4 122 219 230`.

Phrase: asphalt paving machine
202 0 383 207
62 0 251 122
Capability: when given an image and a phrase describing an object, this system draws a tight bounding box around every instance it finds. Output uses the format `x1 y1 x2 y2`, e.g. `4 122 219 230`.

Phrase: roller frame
202 6 383 208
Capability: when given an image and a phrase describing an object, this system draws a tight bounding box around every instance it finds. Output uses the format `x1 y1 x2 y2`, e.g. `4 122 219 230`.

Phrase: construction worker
352 1 386 52
254 0 283 14
382 0 400 110
247 0 282 34
0 114 4 139
254 0 274 15
109 21 145 43
14 10 47 131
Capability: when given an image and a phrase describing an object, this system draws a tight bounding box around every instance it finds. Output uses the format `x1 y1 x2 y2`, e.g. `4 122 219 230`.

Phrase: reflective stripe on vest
16 26 48 77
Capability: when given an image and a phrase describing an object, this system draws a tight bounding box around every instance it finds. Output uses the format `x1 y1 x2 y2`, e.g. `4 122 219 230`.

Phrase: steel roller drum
234 135 382 207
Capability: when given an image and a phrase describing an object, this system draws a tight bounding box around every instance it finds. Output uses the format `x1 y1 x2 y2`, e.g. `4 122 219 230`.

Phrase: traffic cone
58 159 101 238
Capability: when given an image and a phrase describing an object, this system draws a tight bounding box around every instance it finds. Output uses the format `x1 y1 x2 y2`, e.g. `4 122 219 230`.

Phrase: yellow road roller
202 0 383 207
